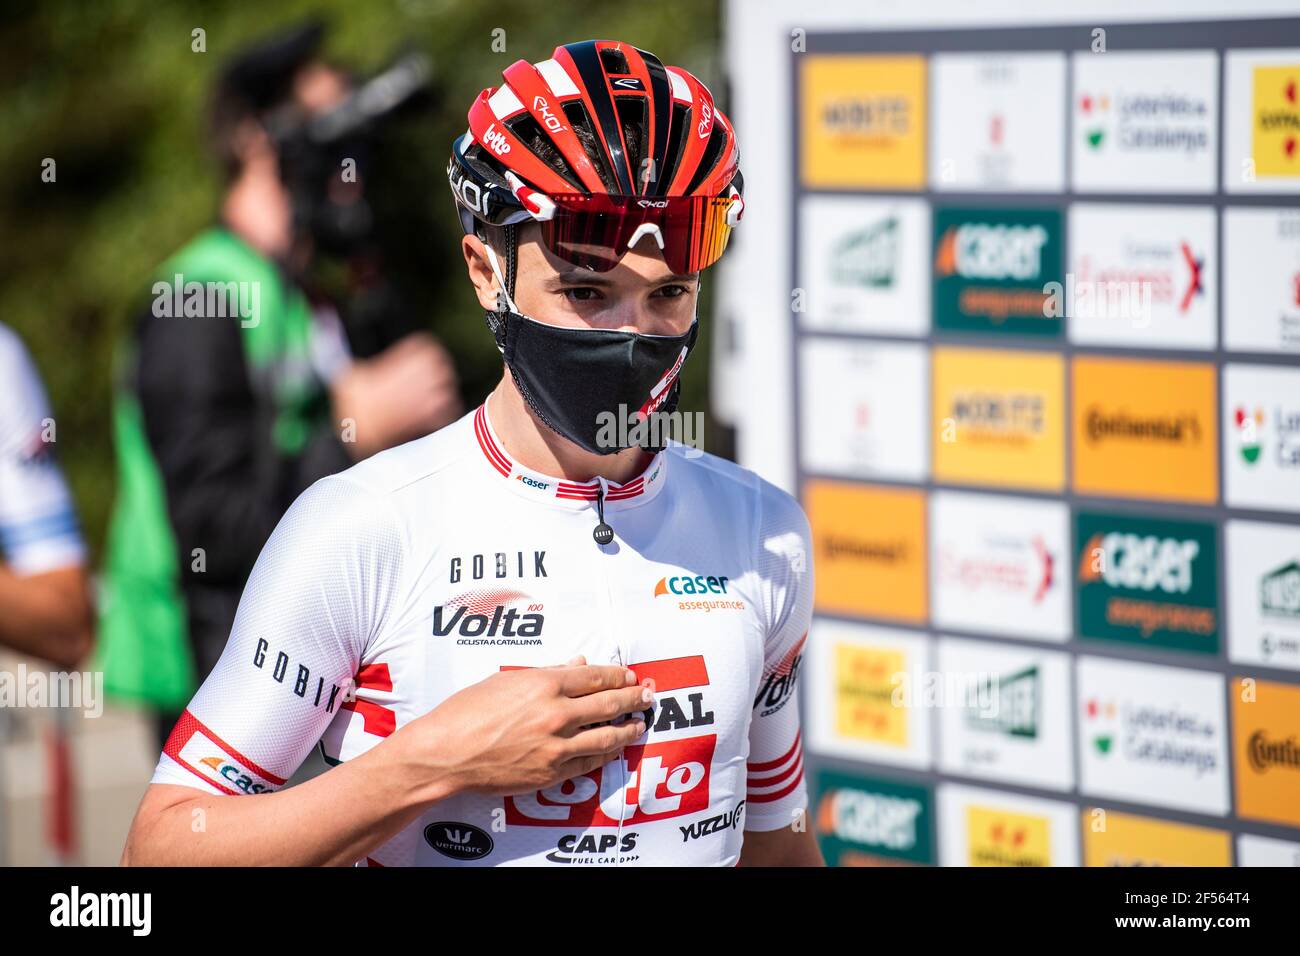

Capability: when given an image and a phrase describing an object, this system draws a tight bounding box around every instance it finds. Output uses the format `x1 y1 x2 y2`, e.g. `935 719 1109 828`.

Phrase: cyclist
0 322 94 670
123 39 820 867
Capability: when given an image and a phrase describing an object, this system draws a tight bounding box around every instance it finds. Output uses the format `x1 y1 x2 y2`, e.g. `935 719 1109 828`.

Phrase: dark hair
206 20 325 180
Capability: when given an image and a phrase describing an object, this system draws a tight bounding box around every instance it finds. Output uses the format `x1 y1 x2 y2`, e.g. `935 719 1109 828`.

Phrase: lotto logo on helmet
481 122 511 155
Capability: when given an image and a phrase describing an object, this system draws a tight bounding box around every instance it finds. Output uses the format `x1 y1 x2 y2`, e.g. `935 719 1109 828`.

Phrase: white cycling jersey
0 323 85 574
151 401 812 866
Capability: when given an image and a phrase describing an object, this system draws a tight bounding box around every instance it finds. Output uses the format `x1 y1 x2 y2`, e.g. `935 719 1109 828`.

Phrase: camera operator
97 22 461 747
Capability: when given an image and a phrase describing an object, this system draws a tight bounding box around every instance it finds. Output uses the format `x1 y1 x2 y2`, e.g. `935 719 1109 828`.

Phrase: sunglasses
506 171 744 275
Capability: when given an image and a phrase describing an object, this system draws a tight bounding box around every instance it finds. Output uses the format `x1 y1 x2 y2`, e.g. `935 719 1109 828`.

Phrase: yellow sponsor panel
804 480 927 622
1072 356 1217 504
800 54 927 189
967 806 1053 867
1082 809 1231 866
931 347 1065 491
1252 65 1300 179
1233 678 1300 827
834 643 909 746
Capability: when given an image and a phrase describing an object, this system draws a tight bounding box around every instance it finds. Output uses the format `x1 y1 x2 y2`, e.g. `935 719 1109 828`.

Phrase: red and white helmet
448 39 743 273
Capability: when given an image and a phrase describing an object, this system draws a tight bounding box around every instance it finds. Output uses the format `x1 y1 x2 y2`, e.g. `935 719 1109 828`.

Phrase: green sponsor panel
932 206 1062 337
1074 510 1219 655
813 768 933 865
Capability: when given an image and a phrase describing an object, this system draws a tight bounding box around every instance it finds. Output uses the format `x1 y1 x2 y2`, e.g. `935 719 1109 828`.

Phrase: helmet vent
615 97 647 192
563 101 618 193
661 101 690 194
683 121 728 196
506 113 583 189
599 47 631 75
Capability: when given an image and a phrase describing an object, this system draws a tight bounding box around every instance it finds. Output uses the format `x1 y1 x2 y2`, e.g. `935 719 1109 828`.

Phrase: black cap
216 19 326 114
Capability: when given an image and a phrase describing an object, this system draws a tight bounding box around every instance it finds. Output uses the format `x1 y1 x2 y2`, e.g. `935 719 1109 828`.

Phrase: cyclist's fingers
556 664 638 697
563 684 652 731
561 718 647 760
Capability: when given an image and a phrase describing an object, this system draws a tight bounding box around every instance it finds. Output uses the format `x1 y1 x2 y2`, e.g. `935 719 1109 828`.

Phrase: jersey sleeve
0 325 85 574
744 482 812 833
150 473 407 795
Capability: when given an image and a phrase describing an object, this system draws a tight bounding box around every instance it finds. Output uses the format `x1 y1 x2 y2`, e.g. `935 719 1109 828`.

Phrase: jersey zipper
591 477 632 864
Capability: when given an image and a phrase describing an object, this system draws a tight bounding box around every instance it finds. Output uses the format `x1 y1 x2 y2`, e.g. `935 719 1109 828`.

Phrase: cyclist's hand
403 660 653 798
331 332 463 459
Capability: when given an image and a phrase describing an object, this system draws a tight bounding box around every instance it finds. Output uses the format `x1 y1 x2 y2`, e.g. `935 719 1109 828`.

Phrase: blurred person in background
0 322 95 671
97 21 462 748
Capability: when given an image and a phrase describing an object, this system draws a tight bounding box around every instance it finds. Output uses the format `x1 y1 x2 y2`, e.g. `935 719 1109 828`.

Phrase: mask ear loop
482 225 522 352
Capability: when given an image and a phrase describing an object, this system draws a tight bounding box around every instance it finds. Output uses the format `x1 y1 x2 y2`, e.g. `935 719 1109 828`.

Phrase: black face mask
486 306 698 456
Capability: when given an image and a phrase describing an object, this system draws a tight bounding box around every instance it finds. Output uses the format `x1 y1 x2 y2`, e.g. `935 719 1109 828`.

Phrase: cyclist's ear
462 232 503 312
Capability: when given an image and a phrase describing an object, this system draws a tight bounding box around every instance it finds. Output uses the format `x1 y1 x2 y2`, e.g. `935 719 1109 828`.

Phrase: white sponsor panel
1076 656 1229 816
797 196 930 336
1223 207 1300 353
1071 50 1219 193
929 52 1066 192
1237 833 1300 866
798 339 928 481
1227 519 1300 672
806 618 932 770
935 636 1073 791
1223 363 1300 514
1223 49 1300 194
1066 203 1217 349
937 783 1080 867
930 491 1070 642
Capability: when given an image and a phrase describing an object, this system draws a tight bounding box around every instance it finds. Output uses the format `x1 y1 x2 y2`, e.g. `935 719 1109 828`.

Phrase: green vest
95 227 322 710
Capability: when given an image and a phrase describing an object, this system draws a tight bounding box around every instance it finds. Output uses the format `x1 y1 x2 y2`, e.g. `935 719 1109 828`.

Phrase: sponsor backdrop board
768 9 1300 866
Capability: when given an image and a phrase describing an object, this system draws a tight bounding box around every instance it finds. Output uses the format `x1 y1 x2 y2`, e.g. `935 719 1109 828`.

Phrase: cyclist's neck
486 379 654 485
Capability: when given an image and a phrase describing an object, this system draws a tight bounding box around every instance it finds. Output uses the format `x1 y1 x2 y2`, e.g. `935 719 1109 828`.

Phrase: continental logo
1083 409 1204 446
1072 357 1217 504
805 481 927 622
1075 512 1219 655
654 574 745 612
1234 679 1300 827
821 536 910 564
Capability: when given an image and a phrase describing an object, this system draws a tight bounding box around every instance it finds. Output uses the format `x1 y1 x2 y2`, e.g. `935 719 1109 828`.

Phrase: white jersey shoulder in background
0 322 85 574
150 402 813 866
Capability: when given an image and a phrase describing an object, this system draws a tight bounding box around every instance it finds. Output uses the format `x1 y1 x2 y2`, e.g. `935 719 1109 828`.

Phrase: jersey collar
473 403 669 511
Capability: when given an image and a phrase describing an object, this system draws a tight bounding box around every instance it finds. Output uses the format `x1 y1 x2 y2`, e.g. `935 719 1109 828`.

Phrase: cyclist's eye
654 284 690 299
562 287 602 303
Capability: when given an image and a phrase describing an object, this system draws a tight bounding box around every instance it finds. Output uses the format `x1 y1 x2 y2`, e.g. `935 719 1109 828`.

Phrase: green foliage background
0 0 723 559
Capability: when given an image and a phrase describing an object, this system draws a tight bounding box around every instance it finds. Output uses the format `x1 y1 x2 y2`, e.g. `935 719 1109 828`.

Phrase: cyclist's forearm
0 565 93 668
124 725 460 867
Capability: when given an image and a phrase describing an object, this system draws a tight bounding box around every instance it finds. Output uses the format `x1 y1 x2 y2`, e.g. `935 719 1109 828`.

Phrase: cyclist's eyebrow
553 270 614 285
